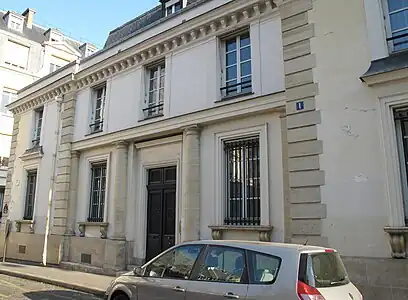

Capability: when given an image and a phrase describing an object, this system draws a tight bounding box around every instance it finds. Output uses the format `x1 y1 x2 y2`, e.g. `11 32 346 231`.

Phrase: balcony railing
89 120 104 133
387 32 408 50
221 80 252 98
142 103 164 119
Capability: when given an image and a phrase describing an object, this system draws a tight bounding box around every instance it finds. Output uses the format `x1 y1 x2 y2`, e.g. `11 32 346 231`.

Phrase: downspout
42 96 63 266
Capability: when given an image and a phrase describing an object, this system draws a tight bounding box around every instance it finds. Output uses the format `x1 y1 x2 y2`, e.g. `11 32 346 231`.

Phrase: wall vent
81 253 91 264
18 245 26 254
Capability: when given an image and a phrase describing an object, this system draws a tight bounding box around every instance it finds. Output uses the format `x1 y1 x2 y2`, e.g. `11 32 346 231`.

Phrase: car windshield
299 251 350 288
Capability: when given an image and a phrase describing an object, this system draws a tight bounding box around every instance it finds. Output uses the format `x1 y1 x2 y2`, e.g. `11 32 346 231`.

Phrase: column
66 150 80 235
111 140 128 240
181 126 201 242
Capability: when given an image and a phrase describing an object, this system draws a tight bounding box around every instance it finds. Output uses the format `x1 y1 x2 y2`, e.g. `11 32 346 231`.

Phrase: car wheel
112 292 129 300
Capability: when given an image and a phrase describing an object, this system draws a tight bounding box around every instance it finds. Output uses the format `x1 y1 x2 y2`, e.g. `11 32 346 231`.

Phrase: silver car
105 240 363 300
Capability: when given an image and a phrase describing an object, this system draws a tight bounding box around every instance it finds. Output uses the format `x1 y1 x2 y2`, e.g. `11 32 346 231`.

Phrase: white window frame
89 84 106 133
214 124 270 226
32 107 43 147
165 0 183 16
382 0 408 52
144 62 165 119
220 30 252 98
1 89 17 117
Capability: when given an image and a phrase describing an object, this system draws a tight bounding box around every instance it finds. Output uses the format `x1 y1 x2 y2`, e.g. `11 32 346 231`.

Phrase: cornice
9 0 280 116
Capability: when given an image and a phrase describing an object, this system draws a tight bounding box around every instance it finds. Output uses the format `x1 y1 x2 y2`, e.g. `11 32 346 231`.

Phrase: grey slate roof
103 0 208 49
361 50 408 79
0 10 82 52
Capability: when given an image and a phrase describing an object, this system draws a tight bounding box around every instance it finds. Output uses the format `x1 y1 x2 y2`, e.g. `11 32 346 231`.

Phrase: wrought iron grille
23 170 37 220
224 137 260 226
88 163 107 222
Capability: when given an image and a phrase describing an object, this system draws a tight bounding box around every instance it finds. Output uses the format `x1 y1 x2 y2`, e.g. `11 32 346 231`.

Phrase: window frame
143 61 165 119
223 136 261 226
220 29 253 99
5 39 29 70
89 83 107 134
88 161 108 222
382 0 408 53
32 107 44 148
23 169 37 220
246 250 281 285
142 244 206 280
1 89 17 117
165 0 183 16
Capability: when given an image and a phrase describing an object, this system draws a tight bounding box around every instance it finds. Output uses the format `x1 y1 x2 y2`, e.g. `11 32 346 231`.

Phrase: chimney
22 8 36 29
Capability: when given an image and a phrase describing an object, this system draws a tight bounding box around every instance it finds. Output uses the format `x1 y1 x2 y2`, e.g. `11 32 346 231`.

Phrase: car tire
112 293 129 300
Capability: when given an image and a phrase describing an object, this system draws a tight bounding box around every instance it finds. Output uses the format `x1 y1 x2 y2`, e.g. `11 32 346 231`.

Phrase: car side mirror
133 266 143 276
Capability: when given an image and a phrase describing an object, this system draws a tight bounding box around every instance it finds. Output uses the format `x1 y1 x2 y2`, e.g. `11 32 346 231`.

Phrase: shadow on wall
23 290 101 300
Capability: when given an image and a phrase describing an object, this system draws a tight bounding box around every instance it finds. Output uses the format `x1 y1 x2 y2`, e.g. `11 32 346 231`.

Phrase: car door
137 244 204 300
185 245 249 300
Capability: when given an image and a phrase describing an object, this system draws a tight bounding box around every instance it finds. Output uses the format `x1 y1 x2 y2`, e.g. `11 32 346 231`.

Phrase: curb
0 268 106 297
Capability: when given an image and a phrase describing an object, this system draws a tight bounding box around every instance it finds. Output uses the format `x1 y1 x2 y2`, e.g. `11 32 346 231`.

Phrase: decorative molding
19 146 44 162
77 222 109 239
208 225 274 242
384 226 408 258
8 0 278 116
15 219 35 234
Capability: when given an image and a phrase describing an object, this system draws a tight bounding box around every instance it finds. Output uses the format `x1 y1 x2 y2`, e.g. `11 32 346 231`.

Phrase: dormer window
165 0 183 16
3 12 24 32
44 29 64 42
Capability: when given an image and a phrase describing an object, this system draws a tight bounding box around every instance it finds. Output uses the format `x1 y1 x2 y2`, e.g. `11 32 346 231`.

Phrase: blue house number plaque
296 101 305 111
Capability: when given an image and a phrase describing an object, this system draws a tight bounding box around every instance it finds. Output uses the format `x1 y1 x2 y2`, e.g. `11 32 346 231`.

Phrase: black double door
146 166 177 262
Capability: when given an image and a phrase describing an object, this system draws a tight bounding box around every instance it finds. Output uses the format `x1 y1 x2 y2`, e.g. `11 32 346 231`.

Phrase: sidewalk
0 262 115 297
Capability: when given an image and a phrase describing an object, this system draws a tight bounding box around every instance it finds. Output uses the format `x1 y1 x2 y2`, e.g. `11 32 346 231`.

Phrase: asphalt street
0 274 102 299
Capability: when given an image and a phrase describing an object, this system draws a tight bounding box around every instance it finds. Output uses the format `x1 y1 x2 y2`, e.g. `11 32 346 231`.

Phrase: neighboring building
3 0 408 298
0 8 97 211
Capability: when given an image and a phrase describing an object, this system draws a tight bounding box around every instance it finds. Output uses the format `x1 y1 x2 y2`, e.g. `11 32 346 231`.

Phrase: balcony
142 103 164 120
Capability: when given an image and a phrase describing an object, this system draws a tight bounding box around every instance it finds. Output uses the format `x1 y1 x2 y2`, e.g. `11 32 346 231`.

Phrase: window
0 157 9 168
90 85 106 133
24 170 37 220
221 31 252 98
88 162 107 222
1 90 17 116
384 0 408 51
5 40 29 69
224 137 260 226
49 63 61 73
247 251 281 284
144 245 203 279
0 187 4 219
32 108 43 147
193 246 247 283
144 63 165 119
10 20 21 31
165 0 182 16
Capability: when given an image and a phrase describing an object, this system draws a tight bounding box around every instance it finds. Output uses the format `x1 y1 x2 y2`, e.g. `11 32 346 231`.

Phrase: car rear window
298 251 350 288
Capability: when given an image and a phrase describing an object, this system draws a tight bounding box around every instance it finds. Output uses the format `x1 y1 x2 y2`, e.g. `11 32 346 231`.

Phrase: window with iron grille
90 85 106 133
384 0 408 51
144 62 165 119
32 107 43 147
221 31 252 98
88 163 107 222
224 137 260 226
24 170 37 220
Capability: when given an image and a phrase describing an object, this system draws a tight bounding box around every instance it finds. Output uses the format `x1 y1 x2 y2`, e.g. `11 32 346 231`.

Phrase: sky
2 0 161 48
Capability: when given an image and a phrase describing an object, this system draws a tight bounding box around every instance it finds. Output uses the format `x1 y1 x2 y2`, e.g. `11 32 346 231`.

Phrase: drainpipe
42 96 63 266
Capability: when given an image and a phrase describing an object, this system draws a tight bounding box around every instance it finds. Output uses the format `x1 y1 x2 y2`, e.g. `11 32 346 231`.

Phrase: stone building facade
4 0 408 299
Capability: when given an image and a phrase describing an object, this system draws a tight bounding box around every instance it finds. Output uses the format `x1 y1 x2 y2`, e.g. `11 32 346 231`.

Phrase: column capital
113 140 128 149
71 150 80 158
182 125 201 135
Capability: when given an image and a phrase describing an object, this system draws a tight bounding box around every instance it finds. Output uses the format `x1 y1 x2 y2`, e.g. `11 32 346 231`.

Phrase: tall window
221 31 252 98
1 90 17 116
49 63 61 73
165 0 182 16
88 163 107 222
32 107 43 147
384 0 408 51
395 109 408 224
24 170 37 220
0 187 4 220
5 40 29 70
90 84 106 133
224 137 260 226
144 63 165 119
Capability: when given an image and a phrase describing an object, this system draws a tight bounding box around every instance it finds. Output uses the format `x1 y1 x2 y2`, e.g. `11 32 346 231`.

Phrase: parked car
104 240 363 300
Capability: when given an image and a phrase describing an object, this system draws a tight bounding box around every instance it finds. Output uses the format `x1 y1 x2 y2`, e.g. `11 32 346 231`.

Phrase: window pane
249 251 281 284
167 6 173 15
159 89 164 102
390 10 408 31
226 80 237 95
240 46 251 61
145 245 203 279
195 246 246 283
226 38 237 52
240 33 250 47
149 91 157 104
226 52 237 66
175 2 182 12
241 76 252 93
388 0 408 12
1 92 10 113
393 28 408 51
226 65 237 81
240 61 251 77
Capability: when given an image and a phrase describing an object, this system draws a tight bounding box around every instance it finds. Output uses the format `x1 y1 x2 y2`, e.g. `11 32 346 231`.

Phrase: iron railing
220 80 252 98
143 103 164 119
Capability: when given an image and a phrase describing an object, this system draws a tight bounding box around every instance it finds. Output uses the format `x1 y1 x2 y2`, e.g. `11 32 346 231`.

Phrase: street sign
296 101 305 111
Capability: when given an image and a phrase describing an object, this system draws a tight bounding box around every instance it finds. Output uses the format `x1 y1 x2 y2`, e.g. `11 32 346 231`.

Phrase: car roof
181 240 328 254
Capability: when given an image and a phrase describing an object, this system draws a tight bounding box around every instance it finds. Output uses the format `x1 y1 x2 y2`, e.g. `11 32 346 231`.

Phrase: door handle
173 286 186 292
224 292 239 299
